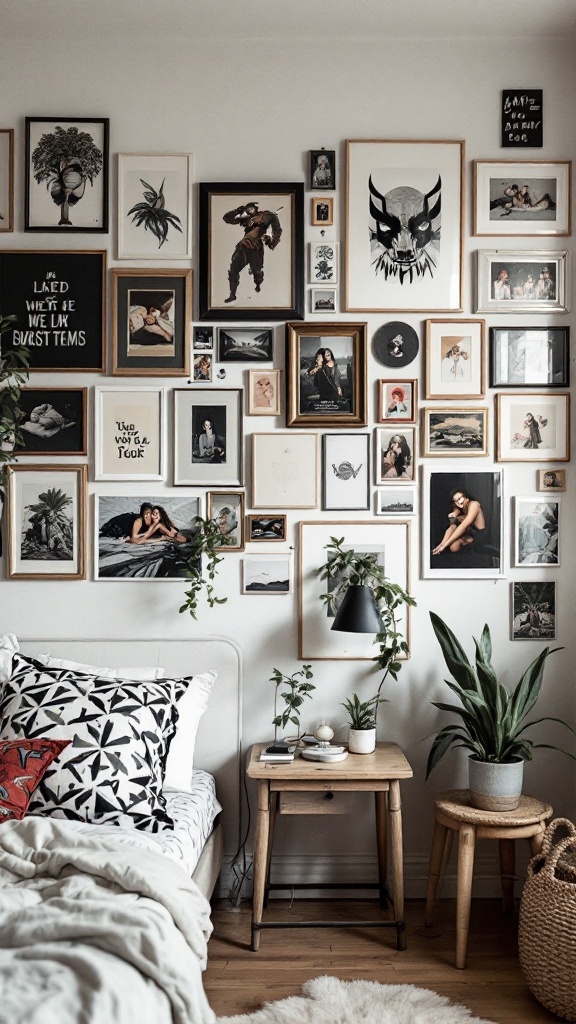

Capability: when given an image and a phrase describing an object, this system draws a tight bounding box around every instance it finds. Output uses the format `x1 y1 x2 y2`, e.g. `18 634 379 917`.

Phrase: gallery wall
0 17 574 895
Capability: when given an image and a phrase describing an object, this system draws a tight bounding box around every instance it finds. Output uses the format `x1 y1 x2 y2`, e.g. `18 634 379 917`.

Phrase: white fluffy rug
216 976 495 1024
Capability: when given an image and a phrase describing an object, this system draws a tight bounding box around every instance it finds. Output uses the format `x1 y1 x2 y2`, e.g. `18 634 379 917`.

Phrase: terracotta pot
468 756 524 811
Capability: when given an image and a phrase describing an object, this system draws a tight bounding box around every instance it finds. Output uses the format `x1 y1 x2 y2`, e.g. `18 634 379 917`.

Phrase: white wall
0 23 574 896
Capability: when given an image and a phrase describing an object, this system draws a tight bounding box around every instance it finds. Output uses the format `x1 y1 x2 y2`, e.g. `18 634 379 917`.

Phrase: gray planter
468 756 524 811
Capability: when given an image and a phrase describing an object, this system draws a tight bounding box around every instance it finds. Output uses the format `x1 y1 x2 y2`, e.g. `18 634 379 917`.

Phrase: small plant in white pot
342 693 387 754
426 612 576 810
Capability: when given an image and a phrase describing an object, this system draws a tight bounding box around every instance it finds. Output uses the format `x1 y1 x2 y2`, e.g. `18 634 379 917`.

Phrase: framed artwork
476 249 569 314
0 250 105 372
251 432 319 509
473 161 570 237
373 320 420 369
490 327 569 388
310 288 336 313
376 488 416 516
378 380 417 423
375 426 416 484
322 433 370 511
246 514 287 542
309 150 336 190
217 326 273 362
425 319 486 399
111 268 191 377
94 386 164 481
512 582 556 640
309 241 338 284
16 387 87 456
117 153 192 259
422 468 504 579
496 393 570 462
6 464 87 580
25 117 109 233
345 139 464 313
193 326 213 350
246 369 281 416
299 519 411 660
514 496 560 567
198 182 304 321
311 197 334 226
537 468 565 492
242 553 292 595
421 408 489 457
173 388 243 487
286 321 367 427
207 490 245 551
95 494 200 581
193 353 213 382
0 129 14 232
501 90 543 148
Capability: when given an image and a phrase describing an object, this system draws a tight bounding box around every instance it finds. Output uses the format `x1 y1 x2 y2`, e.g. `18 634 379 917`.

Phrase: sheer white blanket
0 817 216 1024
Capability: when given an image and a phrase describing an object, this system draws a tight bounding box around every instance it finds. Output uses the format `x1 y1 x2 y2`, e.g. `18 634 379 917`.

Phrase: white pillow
37 655 166 681
163 670 216 792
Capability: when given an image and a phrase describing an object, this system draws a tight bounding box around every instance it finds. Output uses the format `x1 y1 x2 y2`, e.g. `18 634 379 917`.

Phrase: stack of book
259 743 297 762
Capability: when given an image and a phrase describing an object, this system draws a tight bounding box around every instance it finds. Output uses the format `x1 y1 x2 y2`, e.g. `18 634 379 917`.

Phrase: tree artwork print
31 126 102 227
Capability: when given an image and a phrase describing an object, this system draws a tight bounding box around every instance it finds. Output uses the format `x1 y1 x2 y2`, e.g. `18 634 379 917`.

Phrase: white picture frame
375 426 416 484
242 553 292 595
476 249 570 314
251 432 319 509
94 386 165 481
473 160 571 237
95 494 201 581
309 241 338 285
173 388 243 487
496 392 570 463
514 496 560 567
376 487 417 516
425 319 486 399
422 468 505 580
322 433 370 511
117 153 193 260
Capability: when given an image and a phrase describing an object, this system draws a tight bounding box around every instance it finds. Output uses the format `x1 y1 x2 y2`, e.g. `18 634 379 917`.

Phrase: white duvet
0 816 217 1024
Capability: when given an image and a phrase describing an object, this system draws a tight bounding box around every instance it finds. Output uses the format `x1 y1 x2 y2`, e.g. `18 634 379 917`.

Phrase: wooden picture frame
537 468 565 492
473 160 571 237
0 129 14 232
173 388 243 487
286 321 367 427
111 267 191 377
311 196 334 226
246 514 287 542
242 553 292 595
117 153 193 259
94 385 165 481
421 407 489 457
251 432 319 509
207 490 245 551
375 426 416 484
514 496 560 567
422 468 504 580
377 380 417 423
16 386 87 456
7 464 87 579
322 433 370 511
95 494 201 581
425 319 486 399
490 326 569 388
476 249 570 314
246 369 281 416
496 392 570 462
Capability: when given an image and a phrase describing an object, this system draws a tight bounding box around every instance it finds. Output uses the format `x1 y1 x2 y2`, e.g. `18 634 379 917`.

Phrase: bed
0 635 242 1024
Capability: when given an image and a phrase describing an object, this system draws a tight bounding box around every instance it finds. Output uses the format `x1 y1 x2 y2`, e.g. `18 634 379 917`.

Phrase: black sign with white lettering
0 250 105 371
501 90 543 148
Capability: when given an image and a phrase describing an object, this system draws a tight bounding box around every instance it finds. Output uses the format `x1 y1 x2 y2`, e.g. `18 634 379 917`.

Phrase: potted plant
268 664 315 741
0 314 30 483
426 612 576 810
179 515 228 620
341 693 387 754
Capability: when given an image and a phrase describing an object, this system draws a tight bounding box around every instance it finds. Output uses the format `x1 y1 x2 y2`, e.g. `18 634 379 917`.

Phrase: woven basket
519 818 576 1021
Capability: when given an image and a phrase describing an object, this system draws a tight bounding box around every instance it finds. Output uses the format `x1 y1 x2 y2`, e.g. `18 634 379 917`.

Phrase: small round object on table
373 321 419 368
314 723 334 744
301 746 348 763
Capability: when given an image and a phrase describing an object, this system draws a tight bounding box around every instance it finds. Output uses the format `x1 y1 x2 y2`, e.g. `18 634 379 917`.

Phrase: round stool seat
435 789 552 828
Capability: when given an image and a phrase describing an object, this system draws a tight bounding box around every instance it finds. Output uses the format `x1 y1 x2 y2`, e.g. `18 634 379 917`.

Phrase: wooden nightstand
246 742 413 951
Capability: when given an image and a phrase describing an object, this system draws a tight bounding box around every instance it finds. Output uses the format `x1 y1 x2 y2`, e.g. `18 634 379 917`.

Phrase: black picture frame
309 150 336 191
217 326 273 362
25 117 109 233
490 326 569 388
0 250 106 372
17 386 87 455
111 268 191 377
199 182 304 321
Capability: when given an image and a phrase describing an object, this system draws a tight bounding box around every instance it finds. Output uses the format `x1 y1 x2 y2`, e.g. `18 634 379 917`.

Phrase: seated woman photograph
432 488 485 556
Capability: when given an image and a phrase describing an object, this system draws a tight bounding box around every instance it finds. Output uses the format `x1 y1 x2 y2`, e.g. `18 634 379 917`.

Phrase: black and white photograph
95 495 200 580
474 160 570 236
7 464 86 579
242 554 292 595
25 117 109 232
422 469 504 579
421 409 488 457
476 249 569 314
311 197 333 226
207 491 244 551
309 150 336 190
376 488 416 516
311 289 336 313
217 327 273 362
173 388 243 487
246 514 287 542
193 326 214 350
512 581 556 640
309 241 338 284
490 327 569 388
514 496 559 567
322 433 370 511
286 322 367 427
376 427 416 483
16 387 87 456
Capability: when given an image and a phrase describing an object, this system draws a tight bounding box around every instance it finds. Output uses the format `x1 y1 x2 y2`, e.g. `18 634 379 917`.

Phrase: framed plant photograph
322 433 370 511
94 386 164 481
310 288 336 313
6 464 87 579
421 408 489 457
251 432 319 509
310 150 336 191
242 553 292 595
422 468 504 579
375 426 416 483
95 494 200 581
25 117 109 233
490 326 569 388
193 353 213 382
0 250 105 372
512 581 556 640
376 488 416 516
0 129 14 232
193 326 213 350
246 369 281 416
345 139 464 313
217 326 273 362
286 321 367 427
538 468 566 492
117 153 192 259
378 380 417 423
199 182 304 321
299 519 411 659
496 393 570 462
309 241 338 285
246 514 287 542
476 249 569 314
473 161 571 237
207 490 244 551
514 496 559 567
16 387 87 456
173 388 243 487
111 268 191 377
425 319 486 399
311 197 333 226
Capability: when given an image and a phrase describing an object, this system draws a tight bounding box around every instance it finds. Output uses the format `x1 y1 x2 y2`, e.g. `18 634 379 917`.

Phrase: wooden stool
425 789 552 969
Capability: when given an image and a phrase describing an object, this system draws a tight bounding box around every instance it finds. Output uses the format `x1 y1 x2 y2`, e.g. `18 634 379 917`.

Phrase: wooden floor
205 898 557 1023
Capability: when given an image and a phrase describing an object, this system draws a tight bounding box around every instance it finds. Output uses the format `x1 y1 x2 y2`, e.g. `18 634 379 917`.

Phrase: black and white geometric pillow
0 654 191 831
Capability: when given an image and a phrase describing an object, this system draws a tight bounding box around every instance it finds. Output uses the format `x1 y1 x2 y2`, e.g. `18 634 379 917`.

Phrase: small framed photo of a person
199 182 304 321
514 496 560 567
421 408 489 458
242 553 292 595
322 433 370 511
217 326 273 362
309 241 338 285
496 393 570 462
512 582 556 640
117 153 192 260
311 197 334 226
490 326 569 388
6 464 87 580
0 129 14 232
207 490 245 551
193 326 214 350
376 487 416 516
422 468 504 579
310 288 336 313
246 369 281 416
425 319 486 399
286 321 367 428
111 268 191 377
94 386 164 481
246 514 287 542
309 150 336 191
476 249 570 314
95 494 200 581
378 380 417 424
251 432 319 509
473 161 571 237
538 468 566 492
16 387 87 456
193 353 213 382
375 427 416 484
173 388 243 487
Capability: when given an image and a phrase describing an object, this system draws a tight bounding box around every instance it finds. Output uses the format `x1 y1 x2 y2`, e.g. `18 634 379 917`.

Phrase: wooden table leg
499 838 516 915
375 790 389 908
264 792 278 909
425 817 449 927
251 780 270 952
388 779 406 951
456 824 476 969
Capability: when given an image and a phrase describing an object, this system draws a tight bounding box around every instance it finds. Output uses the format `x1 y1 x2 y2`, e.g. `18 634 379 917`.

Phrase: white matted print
7 464 86 580
322 433 370 511
95 494 200 580
309 241 338 285
425 319 486 399
376 488 416 516
242 553 292 595
311 288 336 313
378 380 417 423
375 427 415 483
474 161 571 237
422 468 504 580
251 432 319 508
118 153 192 259
173 388 243 487
514 496 560 567
496 393 569 462
476 249 569 314
94 386 164 481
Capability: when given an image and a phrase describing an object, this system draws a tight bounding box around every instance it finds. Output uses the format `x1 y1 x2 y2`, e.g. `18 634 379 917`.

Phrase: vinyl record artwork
373 321 419 368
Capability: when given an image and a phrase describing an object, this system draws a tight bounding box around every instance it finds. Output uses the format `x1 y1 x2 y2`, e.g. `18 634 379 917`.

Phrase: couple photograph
96 496 199 579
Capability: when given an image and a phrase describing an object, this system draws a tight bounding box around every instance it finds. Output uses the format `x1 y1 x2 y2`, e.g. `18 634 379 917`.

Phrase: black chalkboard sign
501 90 543 148
0 250 105 371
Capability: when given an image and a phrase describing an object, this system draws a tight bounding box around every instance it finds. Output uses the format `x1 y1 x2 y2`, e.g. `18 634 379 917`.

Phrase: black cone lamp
331 585 384 633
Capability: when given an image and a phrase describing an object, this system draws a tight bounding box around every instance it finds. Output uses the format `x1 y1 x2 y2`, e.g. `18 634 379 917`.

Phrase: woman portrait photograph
423 469 504 578
376 427 415 483
192 407 227 464
127 289 175 357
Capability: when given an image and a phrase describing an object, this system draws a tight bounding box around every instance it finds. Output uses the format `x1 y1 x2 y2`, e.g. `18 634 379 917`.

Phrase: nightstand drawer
278 791 356 815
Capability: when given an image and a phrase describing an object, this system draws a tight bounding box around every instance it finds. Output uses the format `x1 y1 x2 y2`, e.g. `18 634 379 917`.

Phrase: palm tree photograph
7 466 86 579
21 486 74 561
25 117 109 232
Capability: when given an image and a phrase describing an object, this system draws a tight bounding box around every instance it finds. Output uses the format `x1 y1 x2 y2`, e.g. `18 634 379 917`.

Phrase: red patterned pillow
0 739 70 821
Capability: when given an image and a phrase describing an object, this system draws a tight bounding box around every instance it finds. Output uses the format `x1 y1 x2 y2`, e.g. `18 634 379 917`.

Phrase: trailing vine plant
0 313 30 492
179 515 228 620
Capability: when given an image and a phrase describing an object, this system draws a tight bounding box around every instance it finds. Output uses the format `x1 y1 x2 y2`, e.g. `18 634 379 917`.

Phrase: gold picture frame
285 321 367 427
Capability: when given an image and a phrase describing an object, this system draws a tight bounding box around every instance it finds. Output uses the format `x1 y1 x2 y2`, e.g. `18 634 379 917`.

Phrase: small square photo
193 353 213 382
310 288 336 313
193 326 214 350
